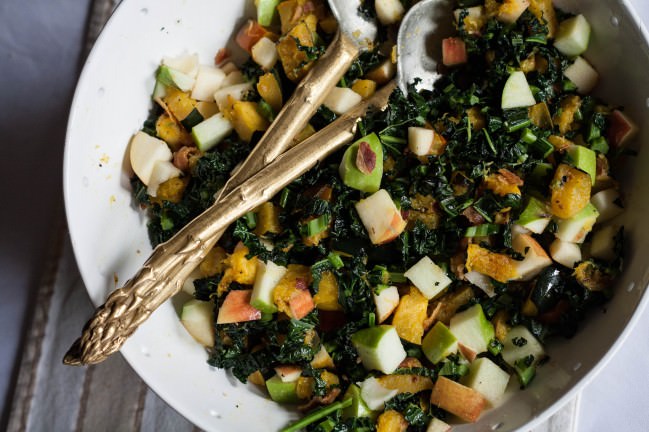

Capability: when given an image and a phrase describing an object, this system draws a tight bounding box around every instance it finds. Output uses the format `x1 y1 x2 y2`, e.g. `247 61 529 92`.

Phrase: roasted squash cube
392 287 429 345
465 244 518 283
217 243 258 294
155 113 193 151
377 410 408 432
257 72 283 113
550 163 592 219
230 101 270 142
313 271 343 311
255 202 282 236
273 264 314 318
276 16 318 82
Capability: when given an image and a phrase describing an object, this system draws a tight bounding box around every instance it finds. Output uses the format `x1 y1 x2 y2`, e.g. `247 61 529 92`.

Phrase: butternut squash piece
155 113 193 150
257 72 283 113
162 87 198 121
276 15 318 82
255 202 282 236
313 271 343 311
229 101 270 142
351 79 377 99
550 163 592 218
150 176 189 204
465 244 519 283
217 243 258 294
377 410 408 432
273 264 313 318
528 0 558 38
199 246 228 277
392 287 429 345
377 373 434 394
554 95 582 135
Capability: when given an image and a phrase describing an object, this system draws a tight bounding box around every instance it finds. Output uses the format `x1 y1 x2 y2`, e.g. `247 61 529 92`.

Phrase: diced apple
430 376 486 423
147 160 182 197
266 374 300 404
251 260 288 313
554 203 599 243
324 87 363 115
442 37 468 66
236 19 268 53
221 70 246 86
549 239 582 268
355 189 407 245
157 65 195 92
566 144 597 185
501 325 545 368
360 376 399 411
422 322 458 364
502 71 536 109
590 225 620 261
497 0 530 24
591 189 624 223
214 83 253 112
191 113 233 152
365 59 396 85
351 325 407 374
181 267 202 295
216 289 262 324
251 37 278 70
191 65 226 102
408 127 447 156
464 271 496 297
404 256 452 300
375 0 405 25
461 357 510 406
554 14 591 57
219 62 238 75
129 131 173 186
343 383 374 418
162 53 199 78
275 365 302 383
426 417 452 432
607 109 639 148
288 287 315 320
180 299 215 347
563 56 598 94
517 197 552 234
511 234 552 281
449 304 494 360
373 285 400 323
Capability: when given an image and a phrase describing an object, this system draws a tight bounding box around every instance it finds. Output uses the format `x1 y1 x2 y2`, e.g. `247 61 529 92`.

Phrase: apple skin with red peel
607 109 639 148
355 189 407 245
216 289 262 324
442 37 467 66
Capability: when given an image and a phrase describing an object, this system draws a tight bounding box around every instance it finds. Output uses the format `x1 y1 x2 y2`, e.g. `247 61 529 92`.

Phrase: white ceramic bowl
64 0 649 430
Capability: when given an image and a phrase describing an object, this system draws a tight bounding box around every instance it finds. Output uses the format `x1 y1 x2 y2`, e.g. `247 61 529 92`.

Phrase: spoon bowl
397 0 456 92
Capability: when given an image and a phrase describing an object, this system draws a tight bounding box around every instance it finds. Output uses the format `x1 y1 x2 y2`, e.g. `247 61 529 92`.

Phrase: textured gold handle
63 70 394 366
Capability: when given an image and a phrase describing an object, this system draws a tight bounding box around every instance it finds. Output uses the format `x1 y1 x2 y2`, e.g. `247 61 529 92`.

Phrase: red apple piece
236 20 268 53
607 109 639 148
442 37 468 67
288 286 315 320
430 376 487 422
217 289 262 324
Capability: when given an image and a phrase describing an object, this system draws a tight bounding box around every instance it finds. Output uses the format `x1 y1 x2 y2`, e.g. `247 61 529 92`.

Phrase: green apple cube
422 322 458 364
157 65 195 92
342 383 373 418
501 71 536 109
590 189 624 223
554 14 591 57
517 197 552 234
461 357 511 406
360 376 398 411
449 304 494 358
192 113 233 152
266 374 300 404
404 256 452 300
351 325 406 374
256 0 280 26
251 260 287 313
339 133 384 193
180 299 215 347
554 203 599 243
501 325 545 368
426 417 452 432
566 145 596 185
